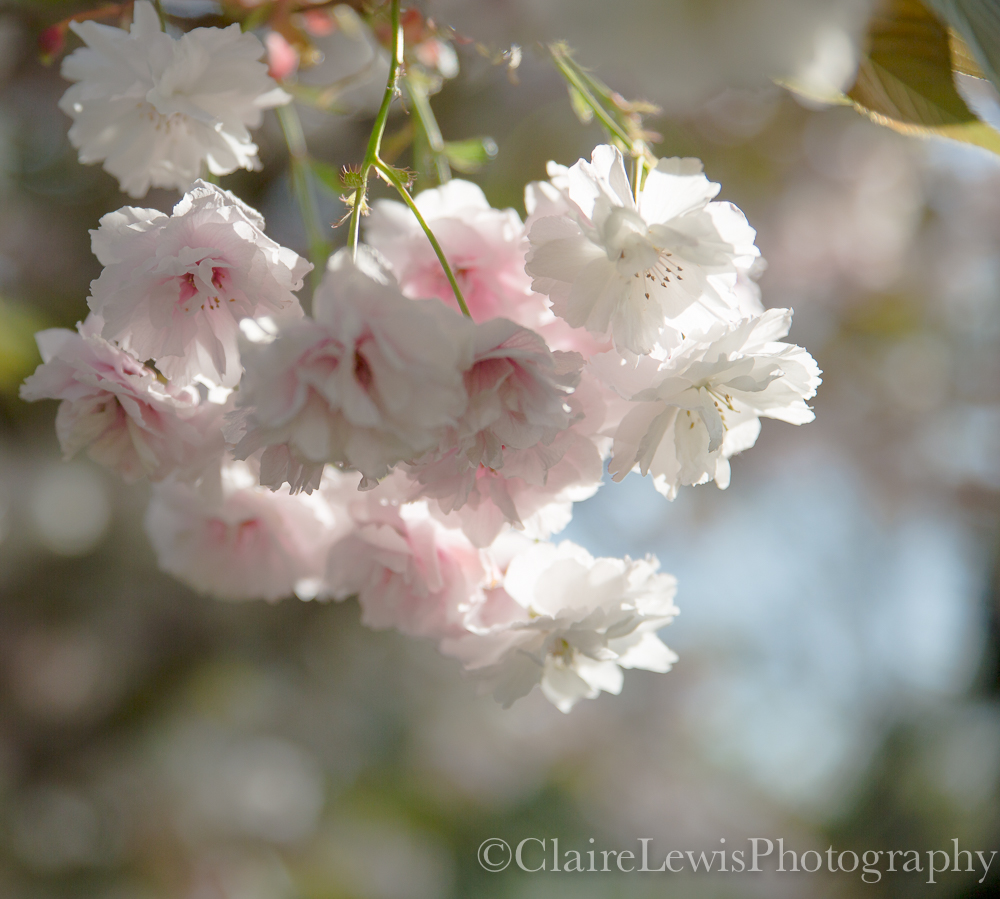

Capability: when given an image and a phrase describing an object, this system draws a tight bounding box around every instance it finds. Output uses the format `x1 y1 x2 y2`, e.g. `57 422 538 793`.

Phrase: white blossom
596 308 821 498
59 1 290 197
20 317 221 482
87 181 310 389
233 250 474 492
442 540 679 712
525 145 759 355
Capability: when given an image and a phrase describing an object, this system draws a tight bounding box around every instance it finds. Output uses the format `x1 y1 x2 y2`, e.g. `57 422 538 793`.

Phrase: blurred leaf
925 0 1000 93
284 82 349 115
380 122 415 165
840 293 924 338
849 0 975 125
441 137 498 173
0 298 44 396
842 0 1000 154
567 84 594 124
310 158 352 194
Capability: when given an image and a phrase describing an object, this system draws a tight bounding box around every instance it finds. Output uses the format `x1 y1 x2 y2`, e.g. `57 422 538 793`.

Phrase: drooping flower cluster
24 138 819 711
59 1 290 197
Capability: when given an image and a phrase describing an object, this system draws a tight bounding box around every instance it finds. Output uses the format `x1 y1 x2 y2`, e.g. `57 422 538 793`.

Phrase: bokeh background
1 0 999 896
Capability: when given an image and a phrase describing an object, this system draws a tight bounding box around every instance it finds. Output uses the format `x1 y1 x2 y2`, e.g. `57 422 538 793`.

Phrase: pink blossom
318 470 488 639
20 319 221 483
233 251 474 492
88 181 310 389
365 179 550 328
401 319 606 546
145 460 336 601
326 502 488 640
265 31 299 80
411 370 612 547
58 1 291 198
418 425 605 547
451 318 583 468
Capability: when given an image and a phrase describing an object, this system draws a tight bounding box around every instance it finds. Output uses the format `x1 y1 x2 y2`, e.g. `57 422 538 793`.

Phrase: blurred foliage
0 297 45 398
847 0 1000 154
782 0 1000 157
926 0 1000 93
441 136 499 174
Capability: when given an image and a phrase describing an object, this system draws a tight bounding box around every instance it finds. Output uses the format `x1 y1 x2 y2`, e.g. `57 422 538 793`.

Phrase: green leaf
859 113 1000 153
948 26 988 77
830 0 1000 155
441 137 498 173
848 0 976 125
925 0 1000 94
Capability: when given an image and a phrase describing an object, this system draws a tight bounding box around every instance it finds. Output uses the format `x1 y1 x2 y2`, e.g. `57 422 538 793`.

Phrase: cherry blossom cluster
22 3 820 712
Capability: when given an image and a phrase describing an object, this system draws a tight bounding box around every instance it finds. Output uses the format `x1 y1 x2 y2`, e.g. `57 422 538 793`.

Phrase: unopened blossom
20 318 221 482
525 145 760 354
59 1 290 197
442 540 679 712
365 179 549 328
325 495 488 640
234 251 473 493
596 308 821 498
145 460 335 602
88 182 310 389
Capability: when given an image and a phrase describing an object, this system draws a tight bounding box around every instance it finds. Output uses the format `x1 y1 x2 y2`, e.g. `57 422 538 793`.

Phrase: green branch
548 43 656 163
347 0 403 257
374 158 470 318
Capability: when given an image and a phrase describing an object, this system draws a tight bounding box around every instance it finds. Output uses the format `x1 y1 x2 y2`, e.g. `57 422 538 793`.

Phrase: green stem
348 0 403 258
549 46 635 149
374 158 470 318
152 0 167 29
404 75 451 185
277 105 329 285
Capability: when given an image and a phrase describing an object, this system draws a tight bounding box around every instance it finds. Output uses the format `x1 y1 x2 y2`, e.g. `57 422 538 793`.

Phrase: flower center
176 264 233 314
140 101 191 134
353 351 374 391
550 637 575 666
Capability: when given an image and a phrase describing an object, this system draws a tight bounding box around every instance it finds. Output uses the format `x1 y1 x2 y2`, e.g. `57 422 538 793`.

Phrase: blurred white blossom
443 540 678 712
59 0 290 197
